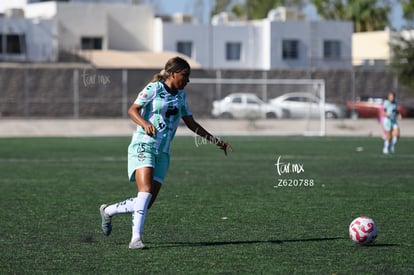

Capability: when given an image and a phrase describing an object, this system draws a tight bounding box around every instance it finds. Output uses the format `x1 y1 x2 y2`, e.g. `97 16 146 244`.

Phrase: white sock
105 197 136 216
131 192 152 241
384 140 389 150
392 136 398 146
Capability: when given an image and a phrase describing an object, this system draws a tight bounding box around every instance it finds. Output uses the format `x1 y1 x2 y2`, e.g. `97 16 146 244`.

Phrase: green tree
310 0 348 19
391 33 414 92
311 0 391 32
211 0 232 17
240 0 282 19
401 0 414 19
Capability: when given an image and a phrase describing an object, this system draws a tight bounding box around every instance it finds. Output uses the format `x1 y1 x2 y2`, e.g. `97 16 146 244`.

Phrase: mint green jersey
383 99 398 122
130 81 192 154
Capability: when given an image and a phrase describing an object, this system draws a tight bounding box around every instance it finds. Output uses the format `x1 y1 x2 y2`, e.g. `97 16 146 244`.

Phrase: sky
0 0 406 30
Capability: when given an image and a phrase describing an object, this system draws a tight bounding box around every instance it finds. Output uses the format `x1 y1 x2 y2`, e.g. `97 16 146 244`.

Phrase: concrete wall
269 20 353 69
161 19 352 70
160 21 266 69
352 30 391 66
25 2 154 52
211 23 266 69
160 23 211 66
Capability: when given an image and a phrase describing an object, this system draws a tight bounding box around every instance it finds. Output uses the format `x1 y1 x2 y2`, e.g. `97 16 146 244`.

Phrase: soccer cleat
99 204 112 236
390 146 395 154
383 148 389 154
129 238 146 249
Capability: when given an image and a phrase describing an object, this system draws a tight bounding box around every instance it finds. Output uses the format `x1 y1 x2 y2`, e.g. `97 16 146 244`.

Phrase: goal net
190 77 326 136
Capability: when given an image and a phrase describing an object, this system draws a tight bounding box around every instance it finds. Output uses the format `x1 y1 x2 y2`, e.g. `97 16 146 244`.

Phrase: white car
211 93 281 119
269 92 345 119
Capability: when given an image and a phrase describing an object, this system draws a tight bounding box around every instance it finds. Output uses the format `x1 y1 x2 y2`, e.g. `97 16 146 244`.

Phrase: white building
0 11 57 62
24 1 155 53
1 1 353 69
161 15 353 69
1 1 154 62
352 29 392 66
352 29 414 67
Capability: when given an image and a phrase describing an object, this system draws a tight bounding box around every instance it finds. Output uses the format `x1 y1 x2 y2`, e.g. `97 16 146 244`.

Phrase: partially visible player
381 91 401 154
378 102 386 140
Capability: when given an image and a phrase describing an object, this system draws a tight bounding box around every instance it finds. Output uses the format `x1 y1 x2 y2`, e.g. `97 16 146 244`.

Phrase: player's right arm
128 84 157 137
127 104 156 137
381 101 390 118
380 104 386 118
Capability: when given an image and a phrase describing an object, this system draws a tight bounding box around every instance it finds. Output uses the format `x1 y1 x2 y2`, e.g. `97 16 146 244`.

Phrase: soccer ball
348 216 377 245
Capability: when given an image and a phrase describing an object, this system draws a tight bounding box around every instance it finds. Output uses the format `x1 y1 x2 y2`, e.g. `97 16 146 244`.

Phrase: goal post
190 77 326 136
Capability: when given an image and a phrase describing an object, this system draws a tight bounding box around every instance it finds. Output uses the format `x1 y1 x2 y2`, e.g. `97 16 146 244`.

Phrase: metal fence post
23 68 29 116
122 69 128 118
216 70 221 100
351 68 356 118
73 69 79 118
393 75 399 95
262 70 268 101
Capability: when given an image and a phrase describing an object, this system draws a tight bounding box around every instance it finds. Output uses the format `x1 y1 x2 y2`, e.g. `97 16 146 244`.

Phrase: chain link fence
0 65 409 118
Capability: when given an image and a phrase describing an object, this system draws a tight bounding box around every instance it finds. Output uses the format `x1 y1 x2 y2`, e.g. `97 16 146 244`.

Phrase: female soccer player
99 56 233 249
381 91 401 154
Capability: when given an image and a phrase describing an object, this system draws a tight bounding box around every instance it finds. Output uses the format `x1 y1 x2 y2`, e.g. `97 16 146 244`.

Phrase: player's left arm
395 102 402 120
397 108 402 120
182 115 233 155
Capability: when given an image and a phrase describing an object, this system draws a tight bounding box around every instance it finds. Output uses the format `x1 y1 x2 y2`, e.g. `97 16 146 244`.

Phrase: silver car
269 92 345 119
212 93 280 119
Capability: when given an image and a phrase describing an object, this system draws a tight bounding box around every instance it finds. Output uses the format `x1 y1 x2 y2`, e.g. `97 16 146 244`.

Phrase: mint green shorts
383 118 398 132
127 143 170 184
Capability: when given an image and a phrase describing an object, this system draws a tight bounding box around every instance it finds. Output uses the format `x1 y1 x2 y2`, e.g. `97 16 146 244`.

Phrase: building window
176 41 193 58
0 34 26 54
282 40 299 60
226 42 241 61
324 40 341 60
81 37 103 50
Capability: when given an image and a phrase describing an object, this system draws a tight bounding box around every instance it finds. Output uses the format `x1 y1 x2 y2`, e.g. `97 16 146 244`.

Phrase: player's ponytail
151 56 190 83
151 69 169 82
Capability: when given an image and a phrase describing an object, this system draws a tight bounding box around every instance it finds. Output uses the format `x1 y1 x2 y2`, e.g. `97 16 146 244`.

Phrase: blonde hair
151 56 190 82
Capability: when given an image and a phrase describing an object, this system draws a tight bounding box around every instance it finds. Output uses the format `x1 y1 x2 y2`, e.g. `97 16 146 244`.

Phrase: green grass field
0 136 413 274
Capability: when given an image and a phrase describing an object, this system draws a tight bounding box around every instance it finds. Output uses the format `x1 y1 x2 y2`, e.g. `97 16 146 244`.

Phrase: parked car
269 92 345 119
346 96 414 118
211 93 281 119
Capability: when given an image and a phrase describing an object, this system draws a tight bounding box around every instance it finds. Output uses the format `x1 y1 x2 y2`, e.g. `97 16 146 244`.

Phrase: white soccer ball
349 216 377 245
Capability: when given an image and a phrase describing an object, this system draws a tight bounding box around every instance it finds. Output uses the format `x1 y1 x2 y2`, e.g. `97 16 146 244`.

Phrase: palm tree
311 0 390 32
391 32 414 92
346 0 390 32
401 0 414 26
